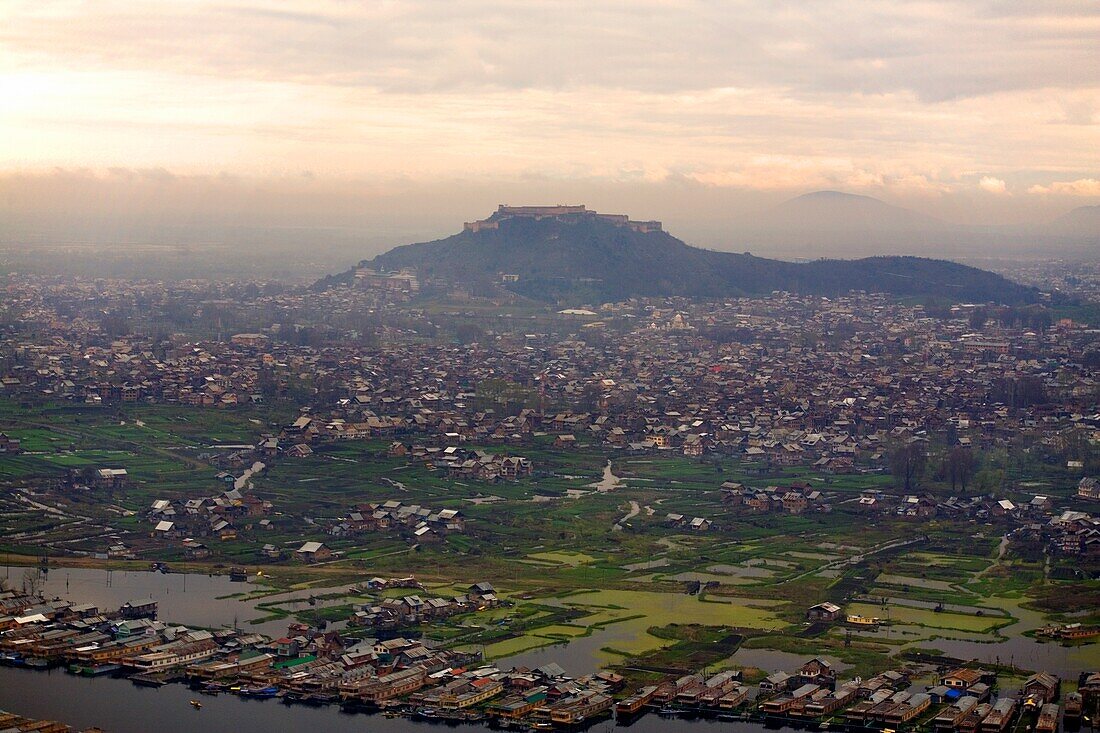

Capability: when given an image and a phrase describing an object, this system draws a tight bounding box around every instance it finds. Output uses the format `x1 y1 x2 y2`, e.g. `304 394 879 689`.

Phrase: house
941 668 986 690
807 602 842 622
0 433 21 454
796 658 836 689
95 468 129 488
152 520 177 538
554 434 577 449
689 516 712 531
760 671 793 694
295 541 332 563
1022 672 1059 705
118 599 158 620
468 582 496 599
182 540 210 559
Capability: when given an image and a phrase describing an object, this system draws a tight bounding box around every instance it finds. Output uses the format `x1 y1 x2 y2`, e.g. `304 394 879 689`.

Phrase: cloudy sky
1 0 1098 249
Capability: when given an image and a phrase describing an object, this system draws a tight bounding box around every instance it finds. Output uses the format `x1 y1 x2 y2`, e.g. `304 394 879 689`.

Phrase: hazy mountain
733 191 1098 259
319 209 1037 304
761 190 949 232
1047 205 1100 237
736 191 958 258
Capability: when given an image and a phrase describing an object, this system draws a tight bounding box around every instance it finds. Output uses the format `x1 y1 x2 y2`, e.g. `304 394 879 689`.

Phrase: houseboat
980 698 1018 733
1035 703 1059 733
615 685 658 718
547 691 613 727
1063 692 1082 723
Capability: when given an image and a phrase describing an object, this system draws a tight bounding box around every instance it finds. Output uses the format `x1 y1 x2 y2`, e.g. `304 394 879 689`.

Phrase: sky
1 0 1098 251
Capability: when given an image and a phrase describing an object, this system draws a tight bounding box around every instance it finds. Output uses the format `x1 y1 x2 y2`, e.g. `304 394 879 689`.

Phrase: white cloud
979 176 1007 194
1028 178 1100 196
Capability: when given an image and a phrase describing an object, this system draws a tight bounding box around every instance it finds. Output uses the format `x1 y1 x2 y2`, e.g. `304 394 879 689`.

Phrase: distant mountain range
318 204 1039 304
734 191 1099 258
1045 204 1100 238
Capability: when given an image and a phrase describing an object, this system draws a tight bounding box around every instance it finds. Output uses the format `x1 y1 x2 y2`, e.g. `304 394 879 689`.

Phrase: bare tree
890 441 927 492
947 446 976 492
22 569 41 596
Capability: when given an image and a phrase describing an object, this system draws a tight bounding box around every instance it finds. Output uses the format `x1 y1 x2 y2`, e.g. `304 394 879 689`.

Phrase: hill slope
321 212 1037 304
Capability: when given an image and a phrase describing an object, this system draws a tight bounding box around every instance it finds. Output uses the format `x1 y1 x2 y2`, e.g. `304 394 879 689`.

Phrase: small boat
239 685 280 699
658 707 681 717
83 663 121 677
190 700 203 709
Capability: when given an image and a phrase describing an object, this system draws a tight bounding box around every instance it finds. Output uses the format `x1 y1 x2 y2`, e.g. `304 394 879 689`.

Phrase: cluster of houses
0 585 621 726
348 582 503 630
1077 477 1100 501
5 278 1099 481
146 487 273 554
720 481 829 514
749 659 1066 733
1046 510 1100 556
327 500 466 545
663 514 714 531
5 584 1094 732
386 443 533 481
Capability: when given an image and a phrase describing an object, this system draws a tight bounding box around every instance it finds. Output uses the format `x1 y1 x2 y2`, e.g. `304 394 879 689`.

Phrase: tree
946 446 976 492
890 441 927 491
22 569 41 596
968 307 988 330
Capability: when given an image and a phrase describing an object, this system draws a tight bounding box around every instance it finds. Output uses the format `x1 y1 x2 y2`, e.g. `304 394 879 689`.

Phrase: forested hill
318 214 1038 304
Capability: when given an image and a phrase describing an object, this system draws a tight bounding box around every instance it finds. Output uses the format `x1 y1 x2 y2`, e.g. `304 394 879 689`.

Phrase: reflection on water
727 648 851 675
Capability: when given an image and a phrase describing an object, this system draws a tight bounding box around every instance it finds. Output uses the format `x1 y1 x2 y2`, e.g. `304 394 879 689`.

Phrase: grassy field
2 396 1096 681
845 602 1007 633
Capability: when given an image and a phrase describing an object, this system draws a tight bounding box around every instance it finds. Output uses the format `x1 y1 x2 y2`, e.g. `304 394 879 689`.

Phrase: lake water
2 565 1096 731
1 565 350 636
0 667 799 733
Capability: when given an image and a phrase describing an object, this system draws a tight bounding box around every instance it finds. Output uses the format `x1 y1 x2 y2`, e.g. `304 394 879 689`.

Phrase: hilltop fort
464 204 663 234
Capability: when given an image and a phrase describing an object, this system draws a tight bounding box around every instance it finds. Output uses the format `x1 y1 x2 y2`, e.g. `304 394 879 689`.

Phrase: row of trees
889 441 981 493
